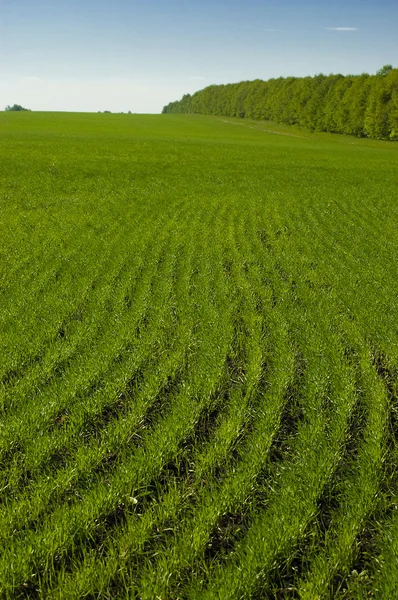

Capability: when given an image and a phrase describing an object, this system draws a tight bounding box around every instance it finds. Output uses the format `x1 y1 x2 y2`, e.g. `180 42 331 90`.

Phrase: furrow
297 343 389 599
0 201 236 595
0 219 176 472
192 315 359 600
0 217 194 535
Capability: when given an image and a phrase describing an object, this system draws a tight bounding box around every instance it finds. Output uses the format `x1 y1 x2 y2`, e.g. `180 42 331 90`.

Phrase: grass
0 112 397 599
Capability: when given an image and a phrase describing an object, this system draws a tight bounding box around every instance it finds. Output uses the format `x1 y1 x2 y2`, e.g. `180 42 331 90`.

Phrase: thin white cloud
324 27 359 31
264 29 280 32
189 76 206 81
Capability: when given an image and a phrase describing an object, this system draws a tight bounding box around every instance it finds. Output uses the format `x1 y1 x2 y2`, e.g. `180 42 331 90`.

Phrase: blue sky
0 0 397 112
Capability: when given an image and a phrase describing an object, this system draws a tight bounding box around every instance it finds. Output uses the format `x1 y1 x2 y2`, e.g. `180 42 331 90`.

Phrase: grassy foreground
0 112 397 599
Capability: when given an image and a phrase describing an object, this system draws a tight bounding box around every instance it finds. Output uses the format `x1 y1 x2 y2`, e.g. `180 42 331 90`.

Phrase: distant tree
377 65 393 77
5 104 30 111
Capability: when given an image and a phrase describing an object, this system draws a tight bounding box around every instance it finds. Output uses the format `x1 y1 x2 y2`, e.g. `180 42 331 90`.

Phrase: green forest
163 66 398 140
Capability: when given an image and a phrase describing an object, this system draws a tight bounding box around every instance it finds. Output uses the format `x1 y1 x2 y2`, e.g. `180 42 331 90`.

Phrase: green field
1 112 397 599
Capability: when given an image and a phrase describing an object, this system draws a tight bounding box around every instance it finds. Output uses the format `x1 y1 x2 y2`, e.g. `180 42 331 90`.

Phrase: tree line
162 66 398 140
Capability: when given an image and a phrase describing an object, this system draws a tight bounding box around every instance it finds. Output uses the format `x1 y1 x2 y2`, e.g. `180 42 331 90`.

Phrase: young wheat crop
0 112 397 599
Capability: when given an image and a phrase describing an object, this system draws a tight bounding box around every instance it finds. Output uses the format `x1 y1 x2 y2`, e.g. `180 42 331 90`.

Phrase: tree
5 104 30 111
377 65 393 77
163 68 398 140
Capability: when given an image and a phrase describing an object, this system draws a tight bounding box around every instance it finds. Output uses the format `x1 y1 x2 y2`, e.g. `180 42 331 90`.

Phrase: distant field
1 112 398 599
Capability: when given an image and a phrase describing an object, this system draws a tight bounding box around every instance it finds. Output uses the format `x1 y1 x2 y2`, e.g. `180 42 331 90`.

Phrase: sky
0 0 397 113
